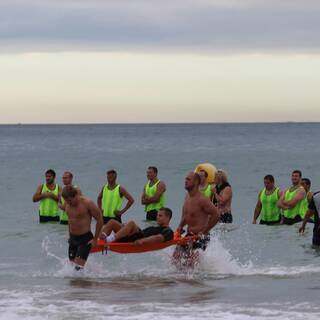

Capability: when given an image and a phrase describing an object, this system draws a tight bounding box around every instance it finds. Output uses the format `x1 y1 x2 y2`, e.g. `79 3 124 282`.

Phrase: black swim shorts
118 229 144 243
220 212 233 223
103 216 122 224
179 233 211 252
68 231 93 261
39 215 60 223
260 219 281 225
146 210 158 221
282 215 302 225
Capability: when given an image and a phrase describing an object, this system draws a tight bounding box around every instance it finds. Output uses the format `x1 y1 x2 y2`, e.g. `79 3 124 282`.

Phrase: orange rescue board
90 234 199 254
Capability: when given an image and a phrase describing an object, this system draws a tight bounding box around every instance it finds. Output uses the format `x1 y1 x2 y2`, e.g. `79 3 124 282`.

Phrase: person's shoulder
81 196 94 206
159 225 173 234
199 193 212 205
225 183 232 190
158 180 166 188
164 226 173 233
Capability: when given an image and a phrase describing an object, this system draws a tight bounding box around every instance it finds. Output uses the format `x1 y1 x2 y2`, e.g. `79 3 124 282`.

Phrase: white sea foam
200 236 320 277
38 234 320 280
0 289 319 320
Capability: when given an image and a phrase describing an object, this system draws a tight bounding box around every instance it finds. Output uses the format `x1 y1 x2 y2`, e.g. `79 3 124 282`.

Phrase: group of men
32 167 166 225
33 167 220 270
252 170 320 246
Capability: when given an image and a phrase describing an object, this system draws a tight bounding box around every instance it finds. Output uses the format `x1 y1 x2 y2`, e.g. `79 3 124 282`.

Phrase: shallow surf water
1 123 320 319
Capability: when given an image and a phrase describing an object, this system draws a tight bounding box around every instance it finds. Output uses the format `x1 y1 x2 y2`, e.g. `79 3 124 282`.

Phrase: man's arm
201 198 220 234
141 186 147 205
215 186 232 205
47 186 61 203
135 234 165 245
117 186 134 216
88 200 104 246
59 202 66 210
252 192 262 224
283 188 306 208
32 184 46 202
277 190 289 209
143 181 166 204
97 187 104 211
177 203 187 233
299 209 316 234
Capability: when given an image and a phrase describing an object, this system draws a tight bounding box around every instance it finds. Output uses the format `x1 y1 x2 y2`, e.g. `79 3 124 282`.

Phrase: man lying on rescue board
99 207 174 245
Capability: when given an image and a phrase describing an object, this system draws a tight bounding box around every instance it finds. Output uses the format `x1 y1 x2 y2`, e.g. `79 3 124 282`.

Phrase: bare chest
67 204 90 221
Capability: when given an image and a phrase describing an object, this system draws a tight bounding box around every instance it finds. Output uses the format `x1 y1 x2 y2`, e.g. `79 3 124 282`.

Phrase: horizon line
0 121 320 126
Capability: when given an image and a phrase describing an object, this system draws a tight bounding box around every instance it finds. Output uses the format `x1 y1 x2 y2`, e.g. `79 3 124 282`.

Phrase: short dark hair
160 207 172 219
64 171 73 179
148 166 158 174
107 169 117 176
45 169 56 178
302 178 311 187
292 170 302 177
62 185 78 199
264 174 274 183
200 170 208 178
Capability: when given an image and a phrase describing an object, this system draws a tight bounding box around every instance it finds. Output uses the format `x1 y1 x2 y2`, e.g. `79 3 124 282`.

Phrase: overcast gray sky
1 0 320 52
0 1 319 123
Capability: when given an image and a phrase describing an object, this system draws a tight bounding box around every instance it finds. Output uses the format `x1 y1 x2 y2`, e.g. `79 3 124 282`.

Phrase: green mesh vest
283 187 304 219
260 187 281 222
144 180 166 212
200 184 213 199
300 192 312 219
59 196 68 222
39 184 59 217
102 184 123 218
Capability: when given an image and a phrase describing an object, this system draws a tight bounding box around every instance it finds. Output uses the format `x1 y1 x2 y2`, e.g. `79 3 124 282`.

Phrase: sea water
0 123 320 319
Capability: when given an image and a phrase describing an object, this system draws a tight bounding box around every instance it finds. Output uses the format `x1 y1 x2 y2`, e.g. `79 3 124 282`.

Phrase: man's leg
71 232 93 270
114 220 140 241
100 220 123 238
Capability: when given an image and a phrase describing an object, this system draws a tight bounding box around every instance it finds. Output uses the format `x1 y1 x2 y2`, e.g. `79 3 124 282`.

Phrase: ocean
0 123 320 319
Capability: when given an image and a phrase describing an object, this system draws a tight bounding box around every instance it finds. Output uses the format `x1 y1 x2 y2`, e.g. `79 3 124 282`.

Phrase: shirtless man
177 172 219 238
59 171 82 225
62 185 103 270
173 172 219 268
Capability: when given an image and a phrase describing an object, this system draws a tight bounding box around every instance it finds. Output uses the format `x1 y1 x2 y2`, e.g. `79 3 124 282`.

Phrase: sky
0 0 320 123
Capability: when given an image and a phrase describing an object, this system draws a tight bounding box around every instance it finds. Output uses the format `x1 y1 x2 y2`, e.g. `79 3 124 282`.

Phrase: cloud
0 0 320 52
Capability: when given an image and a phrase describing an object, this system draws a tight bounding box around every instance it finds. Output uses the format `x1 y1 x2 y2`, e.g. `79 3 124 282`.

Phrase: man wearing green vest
252 175 282 225
141 166 166 221
33 169 61 223
97 169 134 224
199 170 214 201
59 171 82 225
277 170 306 225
